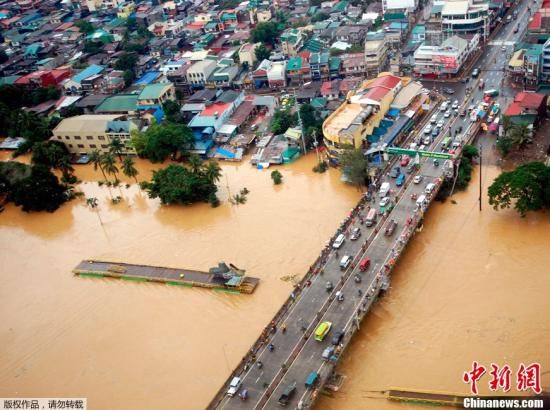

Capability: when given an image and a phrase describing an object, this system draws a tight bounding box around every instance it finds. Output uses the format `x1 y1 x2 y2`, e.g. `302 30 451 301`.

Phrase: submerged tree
339 148 369 189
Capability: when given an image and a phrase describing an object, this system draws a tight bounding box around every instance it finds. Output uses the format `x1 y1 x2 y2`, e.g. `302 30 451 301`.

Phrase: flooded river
1 153 549 409
319 165 550 409
0 153 361 409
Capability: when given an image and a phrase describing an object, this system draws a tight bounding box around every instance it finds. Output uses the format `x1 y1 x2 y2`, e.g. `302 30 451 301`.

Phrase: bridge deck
73 260 259 294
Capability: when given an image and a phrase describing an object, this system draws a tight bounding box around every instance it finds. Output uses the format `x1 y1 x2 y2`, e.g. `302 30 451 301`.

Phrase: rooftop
138 83 172 100
95 94 139 113
54 114 122 134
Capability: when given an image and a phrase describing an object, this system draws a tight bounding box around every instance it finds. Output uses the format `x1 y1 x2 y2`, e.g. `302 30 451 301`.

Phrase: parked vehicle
416 194 427 208
440 101 449 111
451 100 459 109
331 330 345 346
305 372 319 389
472 68 480 78
326 281 333 292
359 258 371 271
379 196 391 208
389 166 401 178
365 208 377 227
379 182 390 197
227 377 242 397
339 255 352 270
436 120 444 129
425 182 436 194
335 291 344 302
314 321 332 341
514 24 519 33
423 125 432 134
413 175 423 184
322 346 335 361
430 114 438 124
350 227 361 240
396 174 405 187
431 128 439 137
278 382 297 407
444 110 451 118
385 219 398 236
400 156 410 166
332 233 345 249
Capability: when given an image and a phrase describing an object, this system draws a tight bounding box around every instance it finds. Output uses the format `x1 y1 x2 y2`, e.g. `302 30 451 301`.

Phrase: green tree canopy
122 156 139 183
115 52 138 71
10 164 69 212
270 109 297 135
251 22 282 46
141 163 220 206
339 148 370 189
162 100 182 122
75 20 95 35
255 44 271 62
488 162 550 217
131 122 194 163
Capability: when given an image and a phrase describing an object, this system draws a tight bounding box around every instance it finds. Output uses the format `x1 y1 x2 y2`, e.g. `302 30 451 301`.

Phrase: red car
400 156 410 166
359 258 371 271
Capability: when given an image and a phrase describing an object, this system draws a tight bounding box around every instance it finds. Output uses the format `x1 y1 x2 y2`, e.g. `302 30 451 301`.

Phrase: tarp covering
387 108 400 118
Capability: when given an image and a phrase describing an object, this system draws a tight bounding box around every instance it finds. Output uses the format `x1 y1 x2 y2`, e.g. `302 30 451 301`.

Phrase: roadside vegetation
488 162 550 217
437 144 479 200
338 147 370 189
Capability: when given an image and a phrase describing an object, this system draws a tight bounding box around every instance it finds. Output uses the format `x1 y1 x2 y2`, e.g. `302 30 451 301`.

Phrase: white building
413 34 478 76
382 0 417 14
267 61 286 88
186 59 217 87
365 37 388 76
441 0 489 41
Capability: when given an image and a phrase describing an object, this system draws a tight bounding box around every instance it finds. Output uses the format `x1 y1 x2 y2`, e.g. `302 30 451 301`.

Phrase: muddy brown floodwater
318 165 550 409
1 152 549 410
0 153 361 410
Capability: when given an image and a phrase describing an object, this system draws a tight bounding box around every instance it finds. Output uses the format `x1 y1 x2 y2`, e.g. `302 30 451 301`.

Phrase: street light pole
479 144 482 211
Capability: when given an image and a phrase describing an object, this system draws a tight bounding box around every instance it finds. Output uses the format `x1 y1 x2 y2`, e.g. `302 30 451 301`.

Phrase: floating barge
73 260 259 294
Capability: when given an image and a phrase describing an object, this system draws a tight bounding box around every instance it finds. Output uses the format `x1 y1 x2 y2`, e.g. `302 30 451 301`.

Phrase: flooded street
318 165 550 409
0 153 360 409
1 152 549 410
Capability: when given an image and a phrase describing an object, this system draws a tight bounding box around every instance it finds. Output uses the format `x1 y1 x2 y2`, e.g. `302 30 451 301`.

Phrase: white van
409 142 418 150
379 182 390 197
365 208 377 227
430 114 438 124
440 101 449 111
416 194 427 208
339 255 352 270
333 233 345 249
425 183 436 194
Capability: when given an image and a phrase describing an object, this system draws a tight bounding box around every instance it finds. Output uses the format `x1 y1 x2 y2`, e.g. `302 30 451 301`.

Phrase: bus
314 321 332 341
441 137 451 149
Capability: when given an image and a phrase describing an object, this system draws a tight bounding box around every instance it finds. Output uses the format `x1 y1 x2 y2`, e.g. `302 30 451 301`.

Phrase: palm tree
109 137 125 161
89 149 108 181
188 154 202 175
101 152 119 183
86 197 103 225
122 156 139 183
203 161 222 184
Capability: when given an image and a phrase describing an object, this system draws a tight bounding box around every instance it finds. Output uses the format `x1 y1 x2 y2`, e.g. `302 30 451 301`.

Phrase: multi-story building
441 0 490 42
322 74 403 148
85 0 120 12
334 25 369 45
381 0 417 15
137 83 176 108
541 37 550 83
186 59 217 88
340 53 366 77
267 61 286 88
507 44 543 89
281 28 305 58
52 114 139 155
148 20 184 38
309 51 330 81
413 35 477 77
365 37 388 76
286 56 311 86
239 42 261 68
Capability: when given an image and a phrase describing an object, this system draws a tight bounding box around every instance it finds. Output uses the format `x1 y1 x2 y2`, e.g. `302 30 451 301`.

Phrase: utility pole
479 144 482 211
294 88 307 154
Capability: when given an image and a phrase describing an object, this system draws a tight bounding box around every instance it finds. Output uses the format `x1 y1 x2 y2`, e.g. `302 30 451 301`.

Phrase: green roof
332 1 348 13
329 57 341 70
311 97 327 108
138 83 172 100
525 44 543 57
304 38 322 52
287 57 302 71
384 12 406 20
221 13 237 21
24 43 40 57
0 75 21 85
95 94 139 113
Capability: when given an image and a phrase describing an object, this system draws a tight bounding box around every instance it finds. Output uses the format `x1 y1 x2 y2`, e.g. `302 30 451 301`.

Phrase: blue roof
189 115 216 128
133 71 161 86
216 148 235 158
72 64 105 84
387 108 400 117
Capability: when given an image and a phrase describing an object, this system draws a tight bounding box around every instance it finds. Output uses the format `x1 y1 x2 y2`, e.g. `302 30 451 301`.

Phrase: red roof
55 22 74 32
368 74 401 90
362 86 391 102
505 102 522 116
186 22 205 30
320 81 332 94
542 0 550 8
298 50 311 60
515 92 545 108
200 102 231 116
505 92 546 116
529 12 542 30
